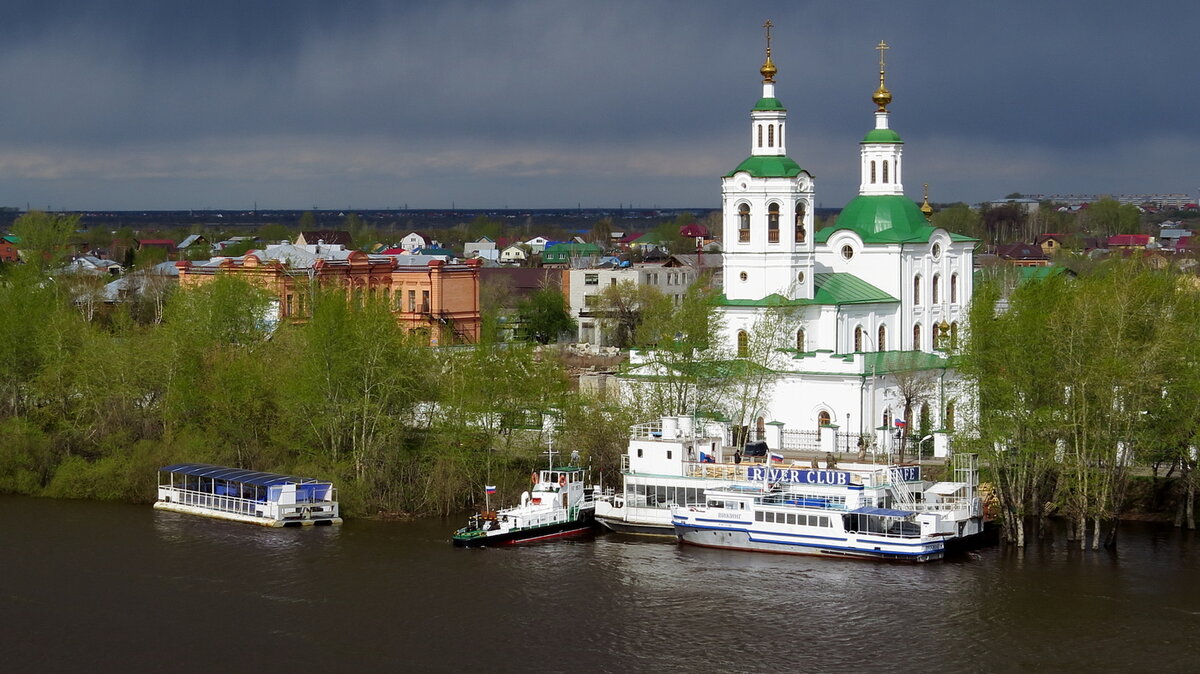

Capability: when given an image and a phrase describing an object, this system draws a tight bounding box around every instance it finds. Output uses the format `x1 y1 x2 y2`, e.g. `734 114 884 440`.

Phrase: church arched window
913 323 921 351
932 274 941 304
854 325 863 352
945 402 956 431
878 324 886 351
768 124 774 148
794 201 806 243
737 330 749 358
882 160 889 183
757 125 763 148
738 204 750 242
913 275 921 305
818 410 831 429
796 328 805 352
883 409 893 428
767 203 780 243
870 161 877 184
951 273 959 303
950 321 959 350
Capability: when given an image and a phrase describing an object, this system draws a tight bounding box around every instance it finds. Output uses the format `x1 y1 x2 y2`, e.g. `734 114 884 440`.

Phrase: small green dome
753 97 787 111
862 128 903 143
725 155 805 178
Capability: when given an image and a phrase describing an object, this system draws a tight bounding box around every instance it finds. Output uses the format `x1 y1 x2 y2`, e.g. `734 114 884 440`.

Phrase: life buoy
531 472 539 485
558 475 567 487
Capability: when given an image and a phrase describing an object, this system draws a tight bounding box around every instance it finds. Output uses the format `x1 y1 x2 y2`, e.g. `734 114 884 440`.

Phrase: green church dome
816 195 933 244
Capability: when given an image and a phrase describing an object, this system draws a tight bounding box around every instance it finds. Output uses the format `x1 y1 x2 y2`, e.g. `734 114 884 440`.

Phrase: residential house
66 255 123 275
996 242 1050 267
464 236 498 260
296 230 353 247
136 239 177 259
176 243 483 345
400 232 433 251
542 242 604 267
1157 228 1193 251
0 235 19 263
1034 233 1067 257
500 244 528 264
524 236 552 253
1107 234 1153 250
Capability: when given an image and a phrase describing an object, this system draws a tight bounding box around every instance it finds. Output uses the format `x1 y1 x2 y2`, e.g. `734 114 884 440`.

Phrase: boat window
637 449 643 458
787 513 796 525
708 500 723 508
755 511 764 521
820 516 830 527
666 450 672 460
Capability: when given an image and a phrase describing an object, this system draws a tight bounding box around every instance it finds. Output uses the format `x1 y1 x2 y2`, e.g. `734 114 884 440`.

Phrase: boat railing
164 487 267 517
683 462 752 481
161 484 338 518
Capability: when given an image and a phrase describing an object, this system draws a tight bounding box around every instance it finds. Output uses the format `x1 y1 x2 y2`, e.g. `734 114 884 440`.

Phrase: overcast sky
0 1 1195 211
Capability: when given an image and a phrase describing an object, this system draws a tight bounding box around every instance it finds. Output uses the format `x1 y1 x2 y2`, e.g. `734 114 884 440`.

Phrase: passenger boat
670 459 985 562
154 463 342 527
452 466 596 547
594 416 759 535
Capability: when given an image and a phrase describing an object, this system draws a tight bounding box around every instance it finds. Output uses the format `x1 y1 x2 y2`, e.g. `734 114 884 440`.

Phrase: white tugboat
452 465 596 547
670 455 986 562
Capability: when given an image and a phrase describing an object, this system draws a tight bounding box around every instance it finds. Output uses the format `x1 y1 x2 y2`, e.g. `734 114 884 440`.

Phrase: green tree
931 204 982 240
594 281 666 349
11 211 78 270
516 286 575 344
258 222 291 245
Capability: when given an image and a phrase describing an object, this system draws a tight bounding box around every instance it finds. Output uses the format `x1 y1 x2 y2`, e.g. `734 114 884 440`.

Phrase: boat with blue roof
155 463 342 527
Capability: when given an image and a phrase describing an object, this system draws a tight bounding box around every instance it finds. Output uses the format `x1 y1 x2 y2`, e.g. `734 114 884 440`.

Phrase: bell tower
859 40 905 197
720 20 816 302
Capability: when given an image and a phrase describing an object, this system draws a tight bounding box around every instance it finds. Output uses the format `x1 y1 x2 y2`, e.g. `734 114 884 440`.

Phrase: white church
629 34 975 456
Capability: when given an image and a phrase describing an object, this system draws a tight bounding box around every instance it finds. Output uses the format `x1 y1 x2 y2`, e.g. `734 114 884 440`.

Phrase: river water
1 495 1197 672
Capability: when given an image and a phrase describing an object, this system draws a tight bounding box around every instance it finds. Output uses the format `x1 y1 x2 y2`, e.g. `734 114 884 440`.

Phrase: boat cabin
155 463 342 527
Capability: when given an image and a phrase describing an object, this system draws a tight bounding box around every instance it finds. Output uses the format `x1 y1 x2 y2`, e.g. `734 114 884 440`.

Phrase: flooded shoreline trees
961 259 1200 548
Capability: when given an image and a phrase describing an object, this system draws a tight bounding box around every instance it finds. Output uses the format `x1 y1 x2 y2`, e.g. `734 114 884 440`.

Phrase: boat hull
453 513 595 548
595 514 674 537
153 500 342 527
673 523 944 562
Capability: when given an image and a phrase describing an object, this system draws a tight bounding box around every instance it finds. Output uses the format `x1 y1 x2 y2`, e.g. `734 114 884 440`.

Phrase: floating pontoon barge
155 463 342 527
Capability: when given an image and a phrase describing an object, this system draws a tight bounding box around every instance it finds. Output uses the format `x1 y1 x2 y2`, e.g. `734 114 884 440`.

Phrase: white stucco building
569 264 695 346
627 39 975 454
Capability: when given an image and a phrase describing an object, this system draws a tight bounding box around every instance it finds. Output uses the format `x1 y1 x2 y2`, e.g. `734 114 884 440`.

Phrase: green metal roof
714 273 897 308
815 194 936 244
812 273 898 304
543 242 604 260
725 155 806 178
860 350 953 374
862 128 903 143
752 97 787 111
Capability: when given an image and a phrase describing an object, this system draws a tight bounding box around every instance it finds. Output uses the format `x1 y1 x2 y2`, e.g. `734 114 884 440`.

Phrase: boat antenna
542 435 558 471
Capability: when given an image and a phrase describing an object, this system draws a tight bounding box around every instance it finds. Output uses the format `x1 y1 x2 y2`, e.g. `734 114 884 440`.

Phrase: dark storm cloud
0 0 1195 210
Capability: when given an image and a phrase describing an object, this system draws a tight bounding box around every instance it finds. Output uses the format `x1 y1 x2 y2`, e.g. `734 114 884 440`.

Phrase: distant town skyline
0 1 1196 211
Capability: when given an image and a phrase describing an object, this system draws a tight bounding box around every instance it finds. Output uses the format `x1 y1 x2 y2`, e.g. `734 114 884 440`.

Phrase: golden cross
764 19 774 54
876 40 889 73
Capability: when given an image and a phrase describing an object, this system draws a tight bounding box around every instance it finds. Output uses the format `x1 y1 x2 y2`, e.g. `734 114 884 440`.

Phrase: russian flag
769 452 784 463
485 485 497 494
894 419 907 428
